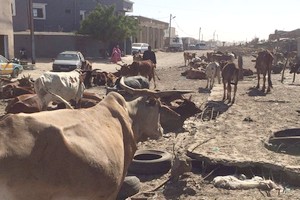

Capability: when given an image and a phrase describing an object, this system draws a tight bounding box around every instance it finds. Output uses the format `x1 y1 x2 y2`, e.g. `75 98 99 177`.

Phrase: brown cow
221 62 239 104
119 60 159 88
6 92 102 114
183 52 196 66
0 77 190 200
181 68 206 79
253 50 274 92
5 94 42 114
0 75 35 99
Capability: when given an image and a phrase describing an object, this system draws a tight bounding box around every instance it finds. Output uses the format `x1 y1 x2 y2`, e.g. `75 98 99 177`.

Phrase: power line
172 19 195 38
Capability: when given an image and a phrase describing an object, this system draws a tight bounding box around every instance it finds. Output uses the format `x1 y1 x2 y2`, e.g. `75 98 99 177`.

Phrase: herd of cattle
0 48 295 199
181 50 272 103
0 57 203 199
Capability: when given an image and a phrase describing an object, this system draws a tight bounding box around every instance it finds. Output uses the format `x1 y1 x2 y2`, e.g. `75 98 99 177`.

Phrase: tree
78 5 139 44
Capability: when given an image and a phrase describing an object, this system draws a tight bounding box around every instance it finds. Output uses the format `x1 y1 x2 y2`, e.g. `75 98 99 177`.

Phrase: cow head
255 50 274 69
119 77 192 142
18 74 34 87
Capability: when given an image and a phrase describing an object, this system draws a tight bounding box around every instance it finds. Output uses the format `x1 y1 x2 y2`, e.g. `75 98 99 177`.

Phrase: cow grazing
34 70 85 110
205 62 221 89
253 50 274 92
0 76 187 200
184 52 196 66
221 62 239 104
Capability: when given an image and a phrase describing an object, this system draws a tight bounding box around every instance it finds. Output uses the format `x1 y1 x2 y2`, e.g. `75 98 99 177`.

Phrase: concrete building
13 0 133 32
0 0 15 58
132 16 169 50
12 0 134 58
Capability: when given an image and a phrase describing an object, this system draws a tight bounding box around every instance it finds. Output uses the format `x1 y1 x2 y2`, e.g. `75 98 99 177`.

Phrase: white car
131 43 149 55
52 51 85 72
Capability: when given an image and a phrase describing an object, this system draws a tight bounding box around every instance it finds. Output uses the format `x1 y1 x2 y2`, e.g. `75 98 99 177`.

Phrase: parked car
0 55 23 78
52 51 85 72
131 43 149 55
188 44 196 50
195 43 209 50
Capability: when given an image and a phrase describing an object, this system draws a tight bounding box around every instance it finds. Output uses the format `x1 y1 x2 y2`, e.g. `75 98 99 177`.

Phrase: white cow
34 70 85 110
205 62 221 89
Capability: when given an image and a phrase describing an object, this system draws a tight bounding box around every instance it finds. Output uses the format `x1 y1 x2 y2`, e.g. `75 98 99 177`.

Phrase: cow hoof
128 149 172 175
117 176 141 200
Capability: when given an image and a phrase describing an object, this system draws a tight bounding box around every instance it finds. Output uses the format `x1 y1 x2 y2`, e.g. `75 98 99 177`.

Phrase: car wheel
11 68 19 78
128 149 172 175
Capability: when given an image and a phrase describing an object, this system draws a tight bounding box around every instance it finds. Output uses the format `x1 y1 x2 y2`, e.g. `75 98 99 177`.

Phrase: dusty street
1 50 300 199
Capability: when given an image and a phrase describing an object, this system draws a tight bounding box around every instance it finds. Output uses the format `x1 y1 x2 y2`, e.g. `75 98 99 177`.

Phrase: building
131 16 168 50
0 0 14 58
11 0 169 58
269 29 300 41
12 0 134 58
13 0 133 32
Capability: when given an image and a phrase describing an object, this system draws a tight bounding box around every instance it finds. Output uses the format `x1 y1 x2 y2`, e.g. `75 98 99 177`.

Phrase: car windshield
132 43 142 47
0 55 9 63
56 53 79 61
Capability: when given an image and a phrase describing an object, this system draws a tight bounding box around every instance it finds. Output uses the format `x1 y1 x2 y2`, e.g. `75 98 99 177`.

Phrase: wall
14 32 104 59
132 16 168 50
0 0 14 58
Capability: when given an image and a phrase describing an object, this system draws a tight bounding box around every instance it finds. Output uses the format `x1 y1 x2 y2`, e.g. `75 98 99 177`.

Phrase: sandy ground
1 50 300 199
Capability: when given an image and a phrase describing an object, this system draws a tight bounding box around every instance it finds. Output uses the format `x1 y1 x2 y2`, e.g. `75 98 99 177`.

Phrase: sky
128 0 299 43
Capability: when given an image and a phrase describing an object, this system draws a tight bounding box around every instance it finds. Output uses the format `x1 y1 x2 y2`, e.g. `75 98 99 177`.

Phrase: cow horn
119 76 194 98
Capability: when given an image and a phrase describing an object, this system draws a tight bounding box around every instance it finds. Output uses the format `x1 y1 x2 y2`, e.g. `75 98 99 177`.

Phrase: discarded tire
117 176 141 200
265 128 300 155
128 149 172 175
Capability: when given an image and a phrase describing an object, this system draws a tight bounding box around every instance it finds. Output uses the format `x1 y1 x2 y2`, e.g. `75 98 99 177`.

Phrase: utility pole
169 14 175 46
213 30 216 41
199 27 201 42
169 14 172 46
28 0 36 64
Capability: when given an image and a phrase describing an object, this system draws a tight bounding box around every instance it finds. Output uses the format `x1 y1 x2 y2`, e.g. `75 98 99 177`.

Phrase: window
33 3 47 20
11 0 16 16
80 10 86 21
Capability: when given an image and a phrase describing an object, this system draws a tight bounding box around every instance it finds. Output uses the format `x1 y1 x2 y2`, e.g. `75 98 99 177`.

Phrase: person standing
142 46 156 65
111 44 122 63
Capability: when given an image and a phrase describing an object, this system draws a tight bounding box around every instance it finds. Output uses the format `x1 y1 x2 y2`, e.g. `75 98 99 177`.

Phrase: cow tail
155 70 160 80
49 92 74 109
230 68 239 85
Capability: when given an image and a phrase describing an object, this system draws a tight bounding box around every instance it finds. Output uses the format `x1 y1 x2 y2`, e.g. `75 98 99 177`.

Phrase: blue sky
128 0 299 43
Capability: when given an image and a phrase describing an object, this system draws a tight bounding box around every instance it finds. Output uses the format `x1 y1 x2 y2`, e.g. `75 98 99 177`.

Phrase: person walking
142 46 156 65
111 44 122 63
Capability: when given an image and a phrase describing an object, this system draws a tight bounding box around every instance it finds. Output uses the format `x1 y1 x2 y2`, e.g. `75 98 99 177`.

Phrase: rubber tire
128 149 172 175
11 68 19 78
117 176 140 200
